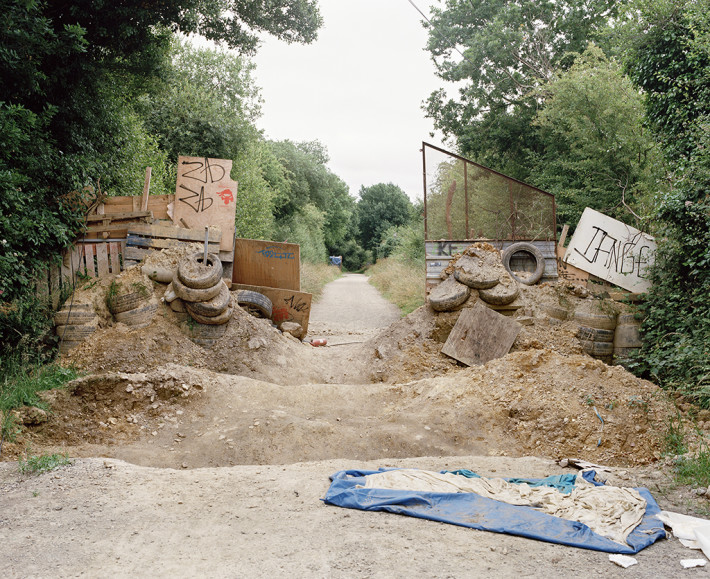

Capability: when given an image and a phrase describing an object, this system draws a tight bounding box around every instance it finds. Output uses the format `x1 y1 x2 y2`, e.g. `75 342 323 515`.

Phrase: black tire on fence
428 277 470 312
114 303 158 327
177 252 223 290
575 326 615 343
53 308 96 326
184 281 231 317
186 304 233 325
172 275 223 303
501 242 545 285
235 290 273 319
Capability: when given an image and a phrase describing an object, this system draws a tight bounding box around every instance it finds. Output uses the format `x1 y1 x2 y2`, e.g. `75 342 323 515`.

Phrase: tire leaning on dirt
54 307 96 326
453 255 501 289
235 290 273 319
576 326 615 342
108 291 148 314
478 272 520 306
172 275 223 303
114 303 158 328
185 304 234 325
428 276 470 312
573 310 618 331
184 281 231 317
501 242 545 285
579 339 614 358
55 318 99 341
177 252 223 290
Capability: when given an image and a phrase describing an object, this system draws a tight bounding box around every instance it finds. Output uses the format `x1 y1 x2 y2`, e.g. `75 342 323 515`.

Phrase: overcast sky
252 0 447 201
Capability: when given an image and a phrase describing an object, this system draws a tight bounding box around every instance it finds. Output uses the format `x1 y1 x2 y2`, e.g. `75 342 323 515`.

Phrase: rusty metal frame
422 141 556 243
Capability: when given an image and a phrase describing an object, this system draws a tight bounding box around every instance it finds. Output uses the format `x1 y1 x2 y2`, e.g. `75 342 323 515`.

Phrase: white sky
252 0 447 201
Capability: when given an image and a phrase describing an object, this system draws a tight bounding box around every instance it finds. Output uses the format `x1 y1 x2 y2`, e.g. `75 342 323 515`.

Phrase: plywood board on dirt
563 208 656 293
232 283 311 335
232 239 300 291
441 301 521 366
173 156 237 252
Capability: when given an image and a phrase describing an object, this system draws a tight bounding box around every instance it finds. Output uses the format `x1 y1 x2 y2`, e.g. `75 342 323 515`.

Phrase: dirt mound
10 265 678 471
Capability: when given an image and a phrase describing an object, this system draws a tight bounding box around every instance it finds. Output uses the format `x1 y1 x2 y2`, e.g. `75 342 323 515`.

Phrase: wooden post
141 167 152 212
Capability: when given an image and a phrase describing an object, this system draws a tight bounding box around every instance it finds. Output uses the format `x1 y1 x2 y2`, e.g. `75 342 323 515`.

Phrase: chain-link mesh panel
424 143 555 241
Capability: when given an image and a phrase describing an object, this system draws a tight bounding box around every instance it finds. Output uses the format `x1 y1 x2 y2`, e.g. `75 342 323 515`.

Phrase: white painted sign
563 208 656 293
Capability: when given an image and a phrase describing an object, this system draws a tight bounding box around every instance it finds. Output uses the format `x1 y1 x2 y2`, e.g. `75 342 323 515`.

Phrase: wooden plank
83 244 96 278
233 283 311 335
141 167 152 211
441 301 521 366
124 246 151 261
50 264 61 308
108 242 121 274
232 238 300 291
556 241 590 285
86 211 152 222
96 243 110 277
173 156 237 252
126 233 220 252
127 223 221 243
85 223 150 234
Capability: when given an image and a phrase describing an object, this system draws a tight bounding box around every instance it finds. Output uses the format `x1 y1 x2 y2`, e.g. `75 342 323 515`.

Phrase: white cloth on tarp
360 469 647 545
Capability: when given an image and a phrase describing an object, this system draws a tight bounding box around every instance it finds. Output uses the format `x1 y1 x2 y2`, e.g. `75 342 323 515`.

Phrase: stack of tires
108 277 156 329
613 313 643 366
172 252 232 347
573 309 618 364
429 243 521 312
54 303 98 354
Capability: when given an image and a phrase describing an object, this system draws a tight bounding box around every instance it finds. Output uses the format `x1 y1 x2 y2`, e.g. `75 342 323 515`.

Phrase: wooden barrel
614 313 643 362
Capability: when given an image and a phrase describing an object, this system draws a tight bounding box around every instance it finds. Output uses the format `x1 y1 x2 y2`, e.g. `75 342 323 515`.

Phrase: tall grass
300 262 342 301
367 257 425 315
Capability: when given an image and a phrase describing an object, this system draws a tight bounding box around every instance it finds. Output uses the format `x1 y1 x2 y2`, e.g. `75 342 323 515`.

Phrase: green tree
356 183 413 252
268 140 357 257
620 0 710 402
423 0 617 178
531 45 662 227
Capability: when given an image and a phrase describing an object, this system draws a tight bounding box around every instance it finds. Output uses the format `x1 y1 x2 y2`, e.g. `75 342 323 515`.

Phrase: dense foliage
0 0 323 367
423 0 710 402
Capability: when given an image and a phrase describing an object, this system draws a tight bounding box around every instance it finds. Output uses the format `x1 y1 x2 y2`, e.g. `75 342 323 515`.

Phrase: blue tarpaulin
323 469 666 554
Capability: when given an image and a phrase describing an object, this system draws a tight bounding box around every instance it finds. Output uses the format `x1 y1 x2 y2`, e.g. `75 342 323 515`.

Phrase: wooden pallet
124 223 222 266
61 241 126 280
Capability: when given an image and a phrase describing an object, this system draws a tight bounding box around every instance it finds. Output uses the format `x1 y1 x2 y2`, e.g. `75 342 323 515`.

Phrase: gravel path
308 273 402 344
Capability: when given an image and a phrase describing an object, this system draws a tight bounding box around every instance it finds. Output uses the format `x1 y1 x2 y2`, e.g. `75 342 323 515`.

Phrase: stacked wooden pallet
124 223 222 267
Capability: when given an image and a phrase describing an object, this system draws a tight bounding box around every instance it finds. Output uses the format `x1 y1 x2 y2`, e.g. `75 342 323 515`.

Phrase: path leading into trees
308 273 402 345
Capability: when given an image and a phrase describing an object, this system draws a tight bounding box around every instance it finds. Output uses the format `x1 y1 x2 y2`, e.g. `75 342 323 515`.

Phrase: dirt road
308 273 402 344
0 276 702 577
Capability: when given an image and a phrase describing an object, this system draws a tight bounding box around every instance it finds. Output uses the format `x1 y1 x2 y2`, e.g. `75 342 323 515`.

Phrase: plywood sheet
563 208 656 293
441 302 521 366
232 239 300 291
232 284 311 335
173 156 237 252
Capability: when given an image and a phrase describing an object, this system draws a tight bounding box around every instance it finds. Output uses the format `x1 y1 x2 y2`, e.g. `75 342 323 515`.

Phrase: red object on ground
309 339 327 347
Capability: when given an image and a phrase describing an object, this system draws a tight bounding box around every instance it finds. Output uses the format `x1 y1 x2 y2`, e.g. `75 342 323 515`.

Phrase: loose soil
1 267 708 578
